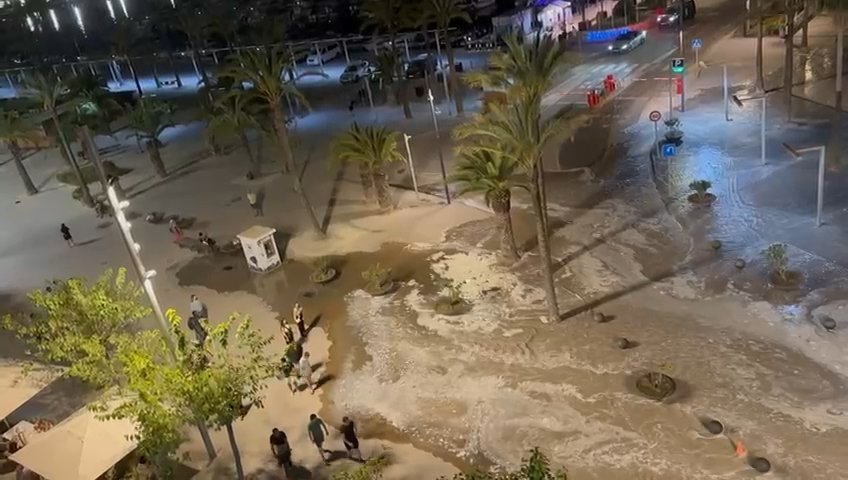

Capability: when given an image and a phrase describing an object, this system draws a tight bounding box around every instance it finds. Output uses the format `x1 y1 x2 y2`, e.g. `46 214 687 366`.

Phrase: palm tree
23 71 94 206
824 0 848 168
426 0 471 115
0 110 38 195
206 93 261 177
221 47 324 236
452 150 522 260
361 0 415 119
332 123 405 210
126 99 174 178
460 35 572 321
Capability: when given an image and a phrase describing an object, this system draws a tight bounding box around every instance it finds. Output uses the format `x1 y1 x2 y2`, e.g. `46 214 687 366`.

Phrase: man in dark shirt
269 427 292 468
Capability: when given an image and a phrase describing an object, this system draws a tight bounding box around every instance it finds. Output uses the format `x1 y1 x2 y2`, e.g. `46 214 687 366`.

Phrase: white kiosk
236 225 282 273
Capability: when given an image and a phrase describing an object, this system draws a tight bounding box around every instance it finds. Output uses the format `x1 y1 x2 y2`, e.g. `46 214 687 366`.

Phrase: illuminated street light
105 0 115 19
118 0 128 17
48 9 59 30
781 142 826 227
731 94 767 165
73 5 85 33
25 14 35 31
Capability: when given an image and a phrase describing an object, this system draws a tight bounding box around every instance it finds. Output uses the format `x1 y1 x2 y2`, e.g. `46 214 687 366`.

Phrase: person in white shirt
298 351 316 394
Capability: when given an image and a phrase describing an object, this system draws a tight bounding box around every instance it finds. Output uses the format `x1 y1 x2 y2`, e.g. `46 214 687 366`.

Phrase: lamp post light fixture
427 89 452 204
731 94 767 165
782 143 826 227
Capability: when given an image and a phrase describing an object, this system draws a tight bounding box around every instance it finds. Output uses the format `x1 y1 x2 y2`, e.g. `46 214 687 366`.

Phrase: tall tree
426 0 471 115
361 0 415 119
0 110 39 195
461 35 572 322
206 93 261 177
126 99 175 178
23 71 94 206
452 150 522 261
165 310 276 480
332 123 405 210
221 47 324 236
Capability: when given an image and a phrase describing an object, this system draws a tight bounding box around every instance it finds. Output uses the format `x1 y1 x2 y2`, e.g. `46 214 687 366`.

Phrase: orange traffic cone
734 440 747 458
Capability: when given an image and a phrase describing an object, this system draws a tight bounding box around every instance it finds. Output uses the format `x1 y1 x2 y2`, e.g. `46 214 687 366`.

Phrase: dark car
657 0 696 26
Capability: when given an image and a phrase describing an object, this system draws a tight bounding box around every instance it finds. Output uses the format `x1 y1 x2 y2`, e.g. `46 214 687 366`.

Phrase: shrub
765 243 788 281
689 180 711 200
361 263 391 290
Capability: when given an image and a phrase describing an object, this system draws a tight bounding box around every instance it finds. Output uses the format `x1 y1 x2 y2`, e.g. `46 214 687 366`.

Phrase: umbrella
9 405 137 480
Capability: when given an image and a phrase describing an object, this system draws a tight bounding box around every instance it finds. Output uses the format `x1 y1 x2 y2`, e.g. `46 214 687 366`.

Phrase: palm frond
331 123 405 169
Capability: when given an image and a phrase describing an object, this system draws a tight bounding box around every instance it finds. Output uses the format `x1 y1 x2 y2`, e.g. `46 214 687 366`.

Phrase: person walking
293 303 306 339
281 358 298 394
60 223 74 247
247 190 263 217
281 322 295 345
168 218 183 242
187 313 208 344
190 294 206 318
307 413 331 465
298 351 316 394
270 427 293 469
339 416 362 461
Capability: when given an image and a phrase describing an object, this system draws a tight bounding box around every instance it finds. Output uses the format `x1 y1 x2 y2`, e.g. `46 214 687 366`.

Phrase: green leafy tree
0 109 39 195
361 0 415 119
22 70 94 206
221 47 324 235
165 309 276 480
332 123 405 209
457 35 572 322
425 0 471 115
206 93 261 177
447 447 567 479
452 150 523 260
126 99 175 178
0 268 151 388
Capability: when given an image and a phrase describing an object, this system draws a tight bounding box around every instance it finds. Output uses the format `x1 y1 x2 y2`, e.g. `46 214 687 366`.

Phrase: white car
306 44 340 66
340 61 374 84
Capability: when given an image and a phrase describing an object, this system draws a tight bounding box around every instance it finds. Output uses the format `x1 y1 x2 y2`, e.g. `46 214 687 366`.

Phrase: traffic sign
649 110 662 122
671 58 685 74
662 144 677 157
691 38 703 49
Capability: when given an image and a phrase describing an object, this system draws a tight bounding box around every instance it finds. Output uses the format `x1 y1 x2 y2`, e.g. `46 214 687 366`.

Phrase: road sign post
670 58 685 114
649 110 662 161
691 38 702 67
662 143 677 157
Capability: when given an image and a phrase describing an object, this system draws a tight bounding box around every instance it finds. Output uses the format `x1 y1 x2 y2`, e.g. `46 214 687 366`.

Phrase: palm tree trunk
445 33 464 115
126 56 143 97
358 164 375 201
755 0 765 92
492 193 519 260
224 422 245 480
240 132 259 176
168 49 183 88
52 111 93 206
830 12 844 169
9 141 37 195
537 159 550 235
191 43 210 87
79 126 108 193
390 33 413 119
530 165 559 322
372 168 393 209
272 105 293 173
146 140 167 177
783 0 795 119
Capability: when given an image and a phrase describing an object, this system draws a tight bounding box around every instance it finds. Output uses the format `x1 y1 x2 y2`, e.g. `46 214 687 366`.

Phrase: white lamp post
427 89 451 204
782 143 826 227
731 94 767 165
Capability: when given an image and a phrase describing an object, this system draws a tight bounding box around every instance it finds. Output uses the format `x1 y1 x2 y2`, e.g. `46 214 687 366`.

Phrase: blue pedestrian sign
691 38 703 49
662 144 677 157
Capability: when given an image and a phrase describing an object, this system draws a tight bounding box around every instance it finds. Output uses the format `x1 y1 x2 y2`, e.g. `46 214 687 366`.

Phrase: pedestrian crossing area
542 61 641 107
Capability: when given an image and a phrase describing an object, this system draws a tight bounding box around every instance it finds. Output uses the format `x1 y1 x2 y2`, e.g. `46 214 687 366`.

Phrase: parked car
404 54 437 79
657 0 696 26
306 44 340 65
607 30 646 53
340 61 374 84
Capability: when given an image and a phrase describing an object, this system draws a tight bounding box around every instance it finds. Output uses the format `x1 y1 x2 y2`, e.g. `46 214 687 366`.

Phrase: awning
9 404 137 480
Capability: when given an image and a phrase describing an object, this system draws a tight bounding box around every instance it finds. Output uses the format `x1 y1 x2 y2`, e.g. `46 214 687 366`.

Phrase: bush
765 243 788 281
361 263 391 292
689 180 711 199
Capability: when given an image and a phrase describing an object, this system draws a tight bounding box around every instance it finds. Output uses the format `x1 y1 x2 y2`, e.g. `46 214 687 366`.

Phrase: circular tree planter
768 270 802 290
635 372 677 401
749 457 771 473
434 297 471 316
820 315 837 331
688 193 717 206
700 417 724 436
365 280 395 297
735 259 746 269
309 268 338 285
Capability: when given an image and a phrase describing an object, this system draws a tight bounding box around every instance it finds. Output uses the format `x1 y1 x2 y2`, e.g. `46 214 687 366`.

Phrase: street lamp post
402 133 420 199
427 89 451 204
782 143 826 227
723 64 731 121
105 185 218 459
731 94 767 165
